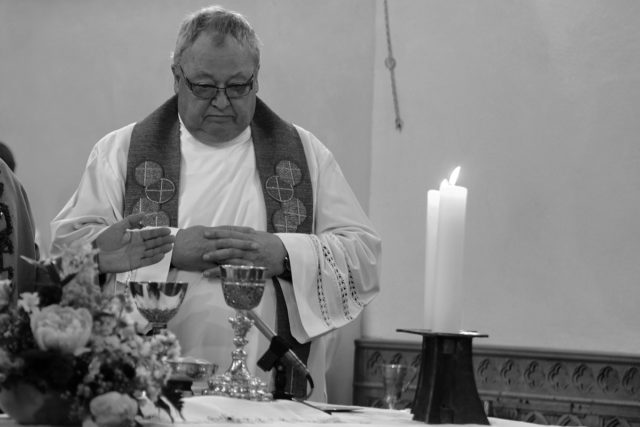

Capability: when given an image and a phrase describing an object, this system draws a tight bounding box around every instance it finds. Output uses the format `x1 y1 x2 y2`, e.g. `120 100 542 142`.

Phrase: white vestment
51 118 381 402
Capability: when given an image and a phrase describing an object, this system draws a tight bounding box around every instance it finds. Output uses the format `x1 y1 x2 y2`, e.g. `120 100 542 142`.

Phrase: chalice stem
385 395 399 410
149 322 167 335
226 310 253 382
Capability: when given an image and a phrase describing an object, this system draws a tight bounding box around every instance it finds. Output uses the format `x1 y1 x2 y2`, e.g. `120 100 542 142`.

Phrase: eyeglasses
178 65 255 100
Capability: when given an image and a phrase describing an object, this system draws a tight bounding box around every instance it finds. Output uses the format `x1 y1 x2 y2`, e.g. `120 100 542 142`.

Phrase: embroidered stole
124 96 313 397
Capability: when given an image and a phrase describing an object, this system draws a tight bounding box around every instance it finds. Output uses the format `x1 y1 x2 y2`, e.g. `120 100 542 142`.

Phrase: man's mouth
205 114 233 122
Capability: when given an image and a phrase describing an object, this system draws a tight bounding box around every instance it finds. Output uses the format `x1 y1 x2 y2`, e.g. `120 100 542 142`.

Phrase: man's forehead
181 34 255 76
188 32 251 56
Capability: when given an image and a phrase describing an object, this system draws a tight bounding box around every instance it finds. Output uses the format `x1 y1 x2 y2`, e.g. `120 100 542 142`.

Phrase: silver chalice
207 265 271 400
128 281 188 335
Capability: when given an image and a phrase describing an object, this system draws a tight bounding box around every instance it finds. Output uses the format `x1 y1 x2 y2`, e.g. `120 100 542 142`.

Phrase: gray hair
172 5 261 67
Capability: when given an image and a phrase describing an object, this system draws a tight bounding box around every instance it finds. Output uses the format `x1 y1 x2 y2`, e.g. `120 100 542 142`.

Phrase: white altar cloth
0 396 570 427
158 397 564 426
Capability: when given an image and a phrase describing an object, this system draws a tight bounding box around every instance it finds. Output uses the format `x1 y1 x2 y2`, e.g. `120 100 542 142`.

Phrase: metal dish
169 357 217 382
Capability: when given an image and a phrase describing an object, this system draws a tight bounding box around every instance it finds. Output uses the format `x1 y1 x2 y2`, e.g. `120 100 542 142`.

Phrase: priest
51 4 381 402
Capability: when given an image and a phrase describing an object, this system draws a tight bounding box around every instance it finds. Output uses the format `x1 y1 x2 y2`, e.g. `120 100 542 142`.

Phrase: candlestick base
397 329 489 425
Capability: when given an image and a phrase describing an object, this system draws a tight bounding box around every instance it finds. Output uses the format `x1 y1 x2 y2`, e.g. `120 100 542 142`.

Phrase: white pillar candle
425 167 468 333
424 188 440 329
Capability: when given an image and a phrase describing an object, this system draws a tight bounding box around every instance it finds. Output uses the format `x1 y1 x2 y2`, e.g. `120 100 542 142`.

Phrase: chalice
128 281 188 335
382 364 417 409
207 265 271 400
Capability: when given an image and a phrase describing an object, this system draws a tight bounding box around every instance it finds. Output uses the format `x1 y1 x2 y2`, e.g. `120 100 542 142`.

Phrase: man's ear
171 64 180 94
254 67 260 94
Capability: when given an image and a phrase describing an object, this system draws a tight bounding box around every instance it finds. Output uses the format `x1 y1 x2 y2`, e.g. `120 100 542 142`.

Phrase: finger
214 225 255 232
114 214 148 244
138 253 168 268
206 237 259 251
144 243 174 257
143 234 175 248
140 227 173 239
203 248 254 263
202 267 221 278
132 227 172 243
109 218 138 242
222 258 255 266
123 213 147 229
203 227 254 239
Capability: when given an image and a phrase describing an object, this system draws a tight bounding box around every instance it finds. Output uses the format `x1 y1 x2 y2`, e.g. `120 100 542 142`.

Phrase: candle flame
448 166 461 186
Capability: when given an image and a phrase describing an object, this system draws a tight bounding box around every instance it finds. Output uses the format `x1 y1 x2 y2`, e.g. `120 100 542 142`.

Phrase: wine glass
382 364 417 410
207 265 271 400
128 281 188 335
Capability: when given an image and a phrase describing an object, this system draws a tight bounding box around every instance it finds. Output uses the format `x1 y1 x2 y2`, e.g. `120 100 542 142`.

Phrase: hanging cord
383 0 403 131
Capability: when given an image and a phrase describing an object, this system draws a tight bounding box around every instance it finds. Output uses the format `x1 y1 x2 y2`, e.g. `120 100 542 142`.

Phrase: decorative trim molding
354 338 640 427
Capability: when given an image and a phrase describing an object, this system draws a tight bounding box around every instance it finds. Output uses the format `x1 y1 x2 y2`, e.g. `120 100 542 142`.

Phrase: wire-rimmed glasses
178 65 254 100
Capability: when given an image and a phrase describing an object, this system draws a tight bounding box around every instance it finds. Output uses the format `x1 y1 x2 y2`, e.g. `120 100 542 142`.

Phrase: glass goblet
207 265 270 400
128 281 188 335
382 364 417 410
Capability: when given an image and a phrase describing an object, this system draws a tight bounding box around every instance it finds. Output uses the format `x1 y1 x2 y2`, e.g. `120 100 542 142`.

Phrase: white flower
139 341 152 357
17 292 40 314
104 335 121 348
0 280 12 310
30 305 92 354
87 391 138 427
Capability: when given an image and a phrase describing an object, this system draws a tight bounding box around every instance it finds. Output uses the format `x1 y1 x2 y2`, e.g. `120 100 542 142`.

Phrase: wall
0 0 376 404
365 0 640 354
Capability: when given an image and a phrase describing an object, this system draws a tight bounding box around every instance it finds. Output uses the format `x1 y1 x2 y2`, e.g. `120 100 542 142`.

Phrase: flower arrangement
0 244 182 426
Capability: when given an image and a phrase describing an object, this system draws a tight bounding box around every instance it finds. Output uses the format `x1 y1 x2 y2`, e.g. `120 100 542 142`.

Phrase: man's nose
210 89 230 109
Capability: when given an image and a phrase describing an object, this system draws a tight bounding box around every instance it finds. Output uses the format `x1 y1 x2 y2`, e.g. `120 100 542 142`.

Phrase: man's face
173 32 259 145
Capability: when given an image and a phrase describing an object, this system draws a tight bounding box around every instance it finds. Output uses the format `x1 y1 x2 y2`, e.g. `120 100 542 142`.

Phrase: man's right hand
171 225 259 272
96 213 175 273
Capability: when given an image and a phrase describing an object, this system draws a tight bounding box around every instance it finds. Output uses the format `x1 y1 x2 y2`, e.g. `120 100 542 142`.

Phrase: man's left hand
201 226 287 278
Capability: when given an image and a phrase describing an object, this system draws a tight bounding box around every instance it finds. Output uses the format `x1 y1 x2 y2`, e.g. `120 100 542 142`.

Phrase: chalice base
147 322 168 335
206 310 272 401
207 372 271 401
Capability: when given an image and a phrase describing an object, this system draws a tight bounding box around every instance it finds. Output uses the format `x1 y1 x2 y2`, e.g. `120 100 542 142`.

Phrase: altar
0 396 571 427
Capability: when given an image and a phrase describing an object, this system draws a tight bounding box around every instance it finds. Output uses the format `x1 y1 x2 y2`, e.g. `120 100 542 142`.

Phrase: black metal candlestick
397 329 489 425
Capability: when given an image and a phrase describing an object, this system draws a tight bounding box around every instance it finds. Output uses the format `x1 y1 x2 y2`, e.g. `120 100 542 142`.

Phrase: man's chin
195 126 240 144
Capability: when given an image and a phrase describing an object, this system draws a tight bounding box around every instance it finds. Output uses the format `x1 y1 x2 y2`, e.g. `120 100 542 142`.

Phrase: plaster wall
366 0 640 356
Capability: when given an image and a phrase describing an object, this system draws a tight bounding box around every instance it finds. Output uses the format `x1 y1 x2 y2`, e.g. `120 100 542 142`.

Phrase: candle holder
397 329 489 425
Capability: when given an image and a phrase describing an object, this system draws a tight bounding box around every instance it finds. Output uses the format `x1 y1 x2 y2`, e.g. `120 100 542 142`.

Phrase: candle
425 166 467 333
423 188 440 329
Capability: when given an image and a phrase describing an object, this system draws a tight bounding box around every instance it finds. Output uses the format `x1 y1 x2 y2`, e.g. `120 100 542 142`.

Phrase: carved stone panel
354 339 640 427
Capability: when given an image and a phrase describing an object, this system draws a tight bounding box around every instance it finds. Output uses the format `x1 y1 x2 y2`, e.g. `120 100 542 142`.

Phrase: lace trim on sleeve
321 233 353 321
310 235 331 326
331 234 364 309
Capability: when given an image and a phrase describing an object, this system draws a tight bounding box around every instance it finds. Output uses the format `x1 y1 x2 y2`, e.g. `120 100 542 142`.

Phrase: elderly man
51 5 380 402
